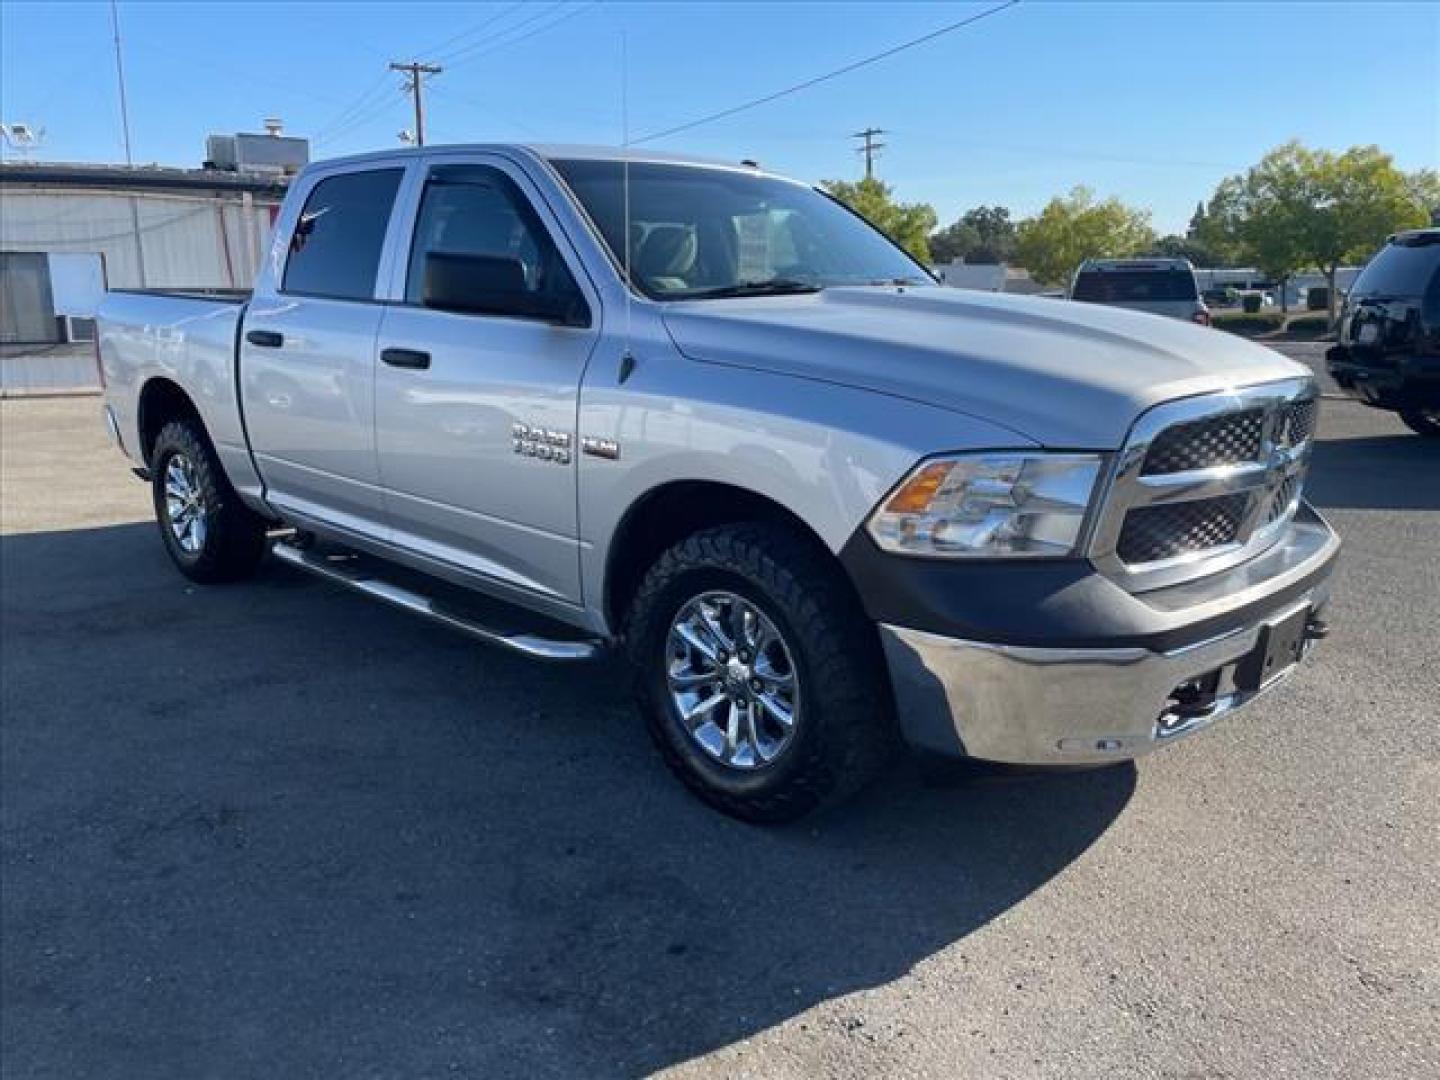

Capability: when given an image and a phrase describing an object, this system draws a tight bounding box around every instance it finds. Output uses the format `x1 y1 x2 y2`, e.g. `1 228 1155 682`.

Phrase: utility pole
853 127 885 180
389 61 442 146
110 0 146 286
109 0 133 165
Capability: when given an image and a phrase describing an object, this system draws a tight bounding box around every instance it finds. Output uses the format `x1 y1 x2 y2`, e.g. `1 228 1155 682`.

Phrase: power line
435 2 563 64
422 2 527 62
311 72 396 144
631 0 1021 146
854 127 885 179
442 2 598 71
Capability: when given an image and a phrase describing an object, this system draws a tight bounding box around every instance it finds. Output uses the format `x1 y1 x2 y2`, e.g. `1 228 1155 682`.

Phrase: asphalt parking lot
2 345 1436 1079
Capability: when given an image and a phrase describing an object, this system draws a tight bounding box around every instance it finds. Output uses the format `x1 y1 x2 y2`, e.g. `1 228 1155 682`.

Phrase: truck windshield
551 159 930 299
1072 269 1198 303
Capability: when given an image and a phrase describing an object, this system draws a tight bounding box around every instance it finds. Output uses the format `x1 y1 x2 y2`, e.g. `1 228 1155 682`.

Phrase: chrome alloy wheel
163 453 208 554
666 590 800 770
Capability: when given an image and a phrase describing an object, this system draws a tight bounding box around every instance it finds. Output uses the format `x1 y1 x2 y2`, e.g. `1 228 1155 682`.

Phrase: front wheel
1399 407 1440 437
623 524 896 823
150 419 268 583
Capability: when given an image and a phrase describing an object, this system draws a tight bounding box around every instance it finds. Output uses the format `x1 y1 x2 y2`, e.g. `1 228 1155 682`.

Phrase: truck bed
97 287 254 493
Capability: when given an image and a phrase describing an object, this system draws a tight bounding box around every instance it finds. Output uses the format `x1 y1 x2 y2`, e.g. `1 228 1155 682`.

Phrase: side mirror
422 252 585 326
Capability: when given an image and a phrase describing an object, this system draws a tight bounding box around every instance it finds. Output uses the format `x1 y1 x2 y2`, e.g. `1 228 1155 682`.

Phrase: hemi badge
581 436 620 461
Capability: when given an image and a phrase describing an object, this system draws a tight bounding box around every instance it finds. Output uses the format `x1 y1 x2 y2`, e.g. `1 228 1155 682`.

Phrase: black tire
150 419 268 583
1399 408 1440 437
623 523 896 823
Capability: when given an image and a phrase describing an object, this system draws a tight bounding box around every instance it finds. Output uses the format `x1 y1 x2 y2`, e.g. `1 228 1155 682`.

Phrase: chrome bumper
878 512 1339 765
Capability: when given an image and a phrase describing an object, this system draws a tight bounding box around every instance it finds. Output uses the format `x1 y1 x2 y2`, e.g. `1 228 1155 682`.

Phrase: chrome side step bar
270 542 603 662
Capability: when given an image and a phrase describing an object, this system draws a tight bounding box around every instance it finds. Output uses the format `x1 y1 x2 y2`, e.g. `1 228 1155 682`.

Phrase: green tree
1404 168 1440 225
1144 234 1221 267
1013 186 1155 286
929 219 981 264
929 205 1016 264
821 176 937 263
1201 142 1429 318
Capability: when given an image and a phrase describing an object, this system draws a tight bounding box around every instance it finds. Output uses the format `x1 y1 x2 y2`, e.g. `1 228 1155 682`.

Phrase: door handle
246 329 284 348
381 347 431 370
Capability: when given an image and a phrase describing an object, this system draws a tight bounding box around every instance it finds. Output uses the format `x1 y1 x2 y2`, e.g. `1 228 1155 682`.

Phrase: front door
373 156 600 606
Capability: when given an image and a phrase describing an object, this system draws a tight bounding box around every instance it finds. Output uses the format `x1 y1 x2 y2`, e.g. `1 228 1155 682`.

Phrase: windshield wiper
681 279 823 299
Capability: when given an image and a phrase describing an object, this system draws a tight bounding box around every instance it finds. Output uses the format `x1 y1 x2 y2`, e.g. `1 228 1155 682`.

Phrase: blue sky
2 1 1436 233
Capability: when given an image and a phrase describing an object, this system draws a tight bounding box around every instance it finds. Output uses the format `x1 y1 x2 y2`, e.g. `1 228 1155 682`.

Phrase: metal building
0 163 287 344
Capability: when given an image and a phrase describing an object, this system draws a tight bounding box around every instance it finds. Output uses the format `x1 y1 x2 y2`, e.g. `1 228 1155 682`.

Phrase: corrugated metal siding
0 189 278 290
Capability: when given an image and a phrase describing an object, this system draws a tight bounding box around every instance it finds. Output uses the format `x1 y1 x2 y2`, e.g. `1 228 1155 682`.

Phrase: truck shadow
1 523 1133 1077
1305 433 1439 512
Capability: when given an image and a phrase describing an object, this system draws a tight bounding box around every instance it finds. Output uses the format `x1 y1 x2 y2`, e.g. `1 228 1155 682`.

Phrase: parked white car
1070 257 1210 324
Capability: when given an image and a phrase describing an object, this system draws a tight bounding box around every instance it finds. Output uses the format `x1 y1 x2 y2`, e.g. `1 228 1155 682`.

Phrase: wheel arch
603 479 854 629
136 377 205 466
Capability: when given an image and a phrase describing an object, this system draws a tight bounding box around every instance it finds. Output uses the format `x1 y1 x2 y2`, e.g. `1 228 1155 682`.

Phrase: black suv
1327 228 1440 436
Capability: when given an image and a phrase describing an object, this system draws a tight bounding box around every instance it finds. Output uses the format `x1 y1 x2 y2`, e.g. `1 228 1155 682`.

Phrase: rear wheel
623 523 896 823
150 419 268 582
1399 408 1440 437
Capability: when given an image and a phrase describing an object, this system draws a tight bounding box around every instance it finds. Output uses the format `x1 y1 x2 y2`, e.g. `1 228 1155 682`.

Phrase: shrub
1242 293 1262 314
1212 312 1284 337
1285 315 1333 338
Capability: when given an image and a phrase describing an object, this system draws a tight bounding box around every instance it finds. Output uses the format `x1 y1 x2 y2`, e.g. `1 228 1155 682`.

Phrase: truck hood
661 287 1309 447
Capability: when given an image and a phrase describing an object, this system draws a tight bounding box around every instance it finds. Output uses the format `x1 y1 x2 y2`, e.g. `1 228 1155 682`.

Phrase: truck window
282 168 403 301
1072 269 1198 303
1351 235 1440 299
404 164 581 310
552 159 929 298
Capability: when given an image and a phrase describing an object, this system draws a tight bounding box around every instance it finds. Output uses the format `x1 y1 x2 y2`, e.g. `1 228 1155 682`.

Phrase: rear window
282 168 403 300
1351 235 1440 299
1072 269 1197 303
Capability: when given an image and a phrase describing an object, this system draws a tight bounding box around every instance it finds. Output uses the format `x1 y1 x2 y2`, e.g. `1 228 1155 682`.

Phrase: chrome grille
1117 494 1249 563
1090 378 1319 591
1142 409 1264 475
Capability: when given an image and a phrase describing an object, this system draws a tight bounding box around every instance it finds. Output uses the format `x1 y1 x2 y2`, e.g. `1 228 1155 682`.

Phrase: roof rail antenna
619 29 635 384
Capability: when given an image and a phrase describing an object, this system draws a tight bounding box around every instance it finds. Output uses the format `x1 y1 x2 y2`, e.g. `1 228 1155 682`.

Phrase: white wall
0 188 277 298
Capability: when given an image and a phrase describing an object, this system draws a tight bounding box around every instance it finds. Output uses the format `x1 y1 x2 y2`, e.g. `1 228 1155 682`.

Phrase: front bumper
863 504 1340 764
1327 346 1440 410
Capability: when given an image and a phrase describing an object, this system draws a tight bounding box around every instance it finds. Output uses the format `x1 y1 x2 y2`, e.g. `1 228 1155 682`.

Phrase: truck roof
306 143 767 175
1076 257 1196 273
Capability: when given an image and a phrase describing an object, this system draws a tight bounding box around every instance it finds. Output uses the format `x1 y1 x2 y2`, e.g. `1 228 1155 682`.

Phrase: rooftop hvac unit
206 128 309 175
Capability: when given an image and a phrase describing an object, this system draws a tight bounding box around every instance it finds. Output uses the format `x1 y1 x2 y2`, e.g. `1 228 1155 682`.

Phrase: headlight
867 453 1103 558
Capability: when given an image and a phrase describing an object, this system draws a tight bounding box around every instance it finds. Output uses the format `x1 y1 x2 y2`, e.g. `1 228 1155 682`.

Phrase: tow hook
1165 678 1219 723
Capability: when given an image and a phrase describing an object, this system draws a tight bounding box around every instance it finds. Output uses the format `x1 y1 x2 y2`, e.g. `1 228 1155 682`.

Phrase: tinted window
553 159 928 298
405 164 580 309
1351 235 1440 299
1072 269 1198 303
282 168 403 300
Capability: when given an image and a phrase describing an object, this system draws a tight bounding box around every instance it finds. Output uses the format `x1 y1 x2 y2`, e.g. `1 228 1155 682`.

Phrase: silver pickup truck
98 144 1339 821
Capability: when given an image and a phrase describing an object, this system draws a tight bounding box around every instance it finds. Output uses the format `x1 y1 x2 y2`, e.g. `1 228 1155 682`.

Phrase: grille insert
1282 397 1318 447
1117 493 1249 564
1141 408 1265 475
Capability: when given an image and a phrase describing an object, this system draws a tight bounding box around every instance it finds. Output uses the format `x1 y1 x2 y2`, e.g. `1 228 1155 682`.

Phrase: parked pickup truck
98 145 1339 821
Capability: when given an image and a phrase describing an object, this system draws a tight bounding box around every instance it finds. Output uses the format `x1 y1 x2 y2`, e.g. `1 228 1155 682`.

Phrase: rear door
372 153 601 606
240 162 412 538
